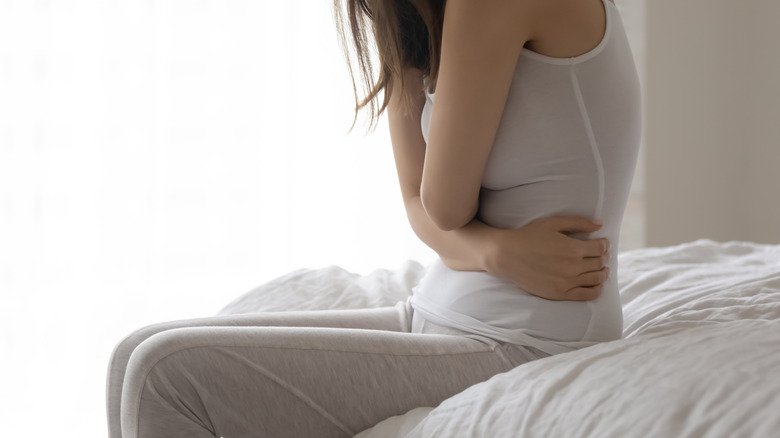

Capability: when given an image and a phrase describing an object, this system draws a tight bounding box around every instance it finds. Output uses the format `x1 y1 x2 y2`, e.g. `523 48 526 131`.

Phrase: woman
107 0 640 436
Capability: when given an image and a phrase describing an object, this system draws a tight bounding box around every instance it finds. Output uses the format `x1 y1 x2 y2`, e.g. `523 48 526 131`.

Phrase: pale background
644 0 780 246
2 0 777 436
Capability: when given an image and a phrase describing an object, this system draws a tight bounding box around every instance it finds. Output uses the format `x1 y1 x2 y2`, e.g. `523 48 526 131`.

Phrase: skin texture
420 0 534 231
388 0 614 301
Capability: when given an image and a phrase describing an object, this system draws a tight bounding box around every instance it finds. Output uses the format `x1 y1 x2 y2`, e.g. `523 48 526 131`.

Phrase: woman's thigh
121 322 532 438
107 303 410 438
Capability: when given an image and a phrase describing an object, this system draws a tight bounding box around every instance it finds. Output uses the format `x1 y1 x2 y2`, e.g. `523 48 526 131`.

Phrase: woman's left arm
420 0 537 231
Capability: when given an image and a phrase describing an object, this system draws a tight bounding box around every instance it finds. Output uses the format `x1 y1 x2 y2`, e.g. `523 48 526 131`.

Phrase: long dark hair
333 0 445 133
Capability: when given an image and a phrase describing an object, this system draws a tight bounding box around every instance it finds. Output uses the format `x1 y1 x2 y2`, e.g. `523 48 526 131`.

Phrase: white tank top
410 0 642 355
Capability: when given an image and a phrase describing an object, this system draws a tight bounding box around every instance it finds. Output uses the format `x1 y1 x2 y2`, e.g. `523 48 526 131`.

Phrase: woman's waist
413 259 622 342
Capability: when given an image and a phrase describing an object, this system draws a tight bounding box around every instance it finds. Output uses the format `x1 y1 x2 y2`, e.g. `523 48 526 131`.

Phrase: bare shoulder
441 0 541 47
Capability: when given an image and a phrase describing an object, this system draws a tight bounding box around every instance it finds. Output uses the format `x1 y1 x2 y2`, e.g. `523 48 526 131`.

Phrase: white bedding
218 260 426 316
219 239 780 437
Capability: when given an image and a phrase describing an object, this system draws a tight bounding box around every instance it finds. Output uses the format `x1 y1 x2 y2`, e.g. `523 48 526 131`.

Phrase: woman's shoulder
441 0 539 51
523 0 613 59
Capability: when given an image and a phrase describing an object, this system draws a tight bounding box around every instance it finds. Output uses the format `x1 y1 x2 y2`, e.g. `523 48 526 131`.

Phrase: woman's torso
410 0 642 356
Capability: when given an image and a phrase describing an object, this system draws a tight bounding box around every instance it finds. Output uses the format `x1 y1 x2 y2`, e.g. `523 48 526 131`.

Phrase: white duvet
219 239 780 438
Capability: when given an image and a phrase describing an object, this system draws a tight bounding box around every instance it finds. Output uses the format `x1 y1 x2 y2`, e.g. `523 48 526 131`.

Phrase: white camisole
410 0 642 355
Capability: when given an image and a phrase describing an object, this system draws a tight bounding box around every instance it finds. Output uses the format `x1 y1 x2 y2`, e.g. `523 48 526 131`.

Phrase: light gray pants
106 300 547 438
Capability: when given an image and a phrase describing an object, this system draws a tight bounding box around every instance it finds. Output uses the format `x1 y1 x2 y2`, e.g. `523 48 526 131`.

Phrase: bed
218 239 780 437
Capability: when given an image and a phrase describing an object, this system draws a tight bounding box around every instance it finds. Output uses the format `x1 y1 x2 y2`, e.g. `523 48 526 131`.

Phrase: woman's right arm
387 67 611 302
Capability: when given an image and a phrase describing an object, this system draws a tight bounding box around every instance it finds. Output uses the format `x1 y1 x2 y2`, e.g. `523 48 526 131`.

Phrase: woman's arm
387 68 490 271
419 0 534 231
388 68 610 302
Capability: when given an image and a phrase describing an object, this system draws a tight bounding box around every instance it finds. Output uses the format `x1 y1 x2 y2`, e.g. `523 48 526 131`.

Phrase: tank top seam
568 61 606 338
569 64 605 220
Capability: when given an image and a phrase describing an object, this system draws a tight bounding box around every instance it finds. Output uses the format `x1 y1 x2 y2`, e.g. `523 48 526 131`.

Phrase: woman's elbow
420 190 475 231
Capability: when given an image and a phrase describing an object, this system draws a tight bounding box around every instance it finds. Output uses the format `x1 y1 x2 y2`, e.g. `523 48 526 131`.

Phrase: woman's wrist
474 224 508 276
439 218 501 273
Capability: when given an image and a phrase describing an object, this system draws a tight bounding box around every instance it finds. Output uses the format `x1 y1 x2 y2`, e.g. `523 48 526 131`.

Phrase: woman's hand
479 216 610 301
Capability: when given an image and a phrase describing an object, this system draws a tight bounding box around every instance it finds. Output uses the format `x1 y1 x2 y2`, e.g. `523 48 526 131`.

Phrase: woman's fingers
576 266 610 287
572 285 602 301
555 285 603 301
582 238 610 258
582 254 609 273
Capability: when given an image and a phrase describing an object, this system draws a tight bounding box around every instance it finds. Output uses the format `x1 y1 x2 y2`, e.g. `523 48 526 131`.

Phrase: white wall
645 0 780 246
615 0 646 251
743 2 780 243
0 2 435 435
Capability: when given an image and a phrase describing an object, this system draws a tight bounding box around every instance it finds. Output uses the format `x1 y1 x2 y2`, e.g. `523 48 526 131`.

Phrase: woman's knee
125 327 200 376
121 328 205 418
120 329 220 437
109 321 184 373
